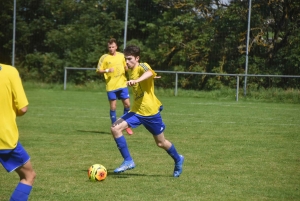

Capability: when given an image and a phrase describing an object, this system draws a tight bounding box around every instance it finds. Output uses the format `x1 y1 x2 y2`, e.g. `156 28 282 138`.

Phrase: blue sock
123 107 130 115
166 144 181 163
115 136 132 161
10 182 32 201
110 110 117 124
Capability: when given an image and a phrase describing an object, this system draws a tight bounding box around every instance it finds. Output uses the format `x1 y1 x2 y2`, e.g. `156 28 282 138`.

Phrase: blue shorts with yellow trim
121 112 165 135
0 142 30 172
107 87 130 100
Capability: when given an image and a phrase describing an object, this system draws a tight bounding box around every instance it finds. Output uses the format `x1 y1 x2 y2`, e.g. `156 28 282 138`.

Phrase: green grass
23 81 300 103
0 84 299 200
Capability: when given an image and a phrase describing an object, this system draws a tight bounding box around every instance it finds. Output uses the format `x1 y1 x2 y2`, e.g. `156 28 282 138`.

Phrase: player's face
125 55 139 69
108 43 117 55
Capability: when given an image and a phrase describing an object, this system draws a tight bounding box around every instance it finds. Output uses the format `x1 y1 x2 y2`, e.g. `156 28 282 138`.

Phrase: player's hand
109 68 114 72
127 80 137 86
154 76 161 79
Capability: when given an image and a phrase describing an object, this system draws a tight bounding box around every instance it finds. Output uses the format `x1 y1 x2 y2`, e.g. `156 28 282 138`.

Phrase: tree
20 0 126 83
0 0 15 64
1 0 298 89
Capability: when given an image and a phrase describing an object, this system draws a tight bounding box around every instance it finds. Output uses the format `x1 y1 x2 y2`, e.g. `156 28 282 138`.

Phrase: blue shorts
0 142 30 173
121 112 166 135
107 87 130 100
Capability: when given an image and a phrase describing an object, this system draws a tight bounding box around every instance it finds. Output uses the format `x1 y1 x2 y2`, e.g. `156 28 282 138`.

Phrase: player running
110 45 184 177
0 63 36 200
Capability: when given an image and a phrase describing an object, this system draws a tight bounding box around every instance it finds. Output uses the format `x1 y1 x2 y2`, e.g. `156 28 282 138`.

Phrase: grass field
0 85 299 200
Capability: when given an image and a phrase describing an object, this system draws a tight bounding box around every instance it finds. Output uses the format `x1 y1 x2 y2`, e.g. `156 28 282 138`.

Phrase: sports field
0 87 299 200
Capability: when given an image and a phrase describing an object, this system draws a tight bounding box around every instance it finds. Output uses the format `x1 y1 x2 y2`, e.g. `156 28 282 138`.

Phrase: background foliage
1 0 300 89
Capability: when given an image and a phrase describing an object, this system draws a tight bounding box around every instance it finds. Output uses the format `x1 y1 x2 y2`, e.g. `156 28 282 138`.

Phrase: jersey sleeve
96 54 108 73
139 63 157 78
10 68 28 110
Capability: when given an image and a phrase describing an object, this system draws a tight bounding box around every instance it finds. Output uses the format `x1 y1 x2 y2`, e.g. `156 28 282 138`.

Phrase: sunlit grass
0 84 299 200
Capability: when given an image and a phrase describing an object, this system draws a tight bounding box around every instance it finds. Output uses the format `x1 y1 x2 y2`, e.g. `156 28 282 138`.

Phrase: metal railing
64 67 300 101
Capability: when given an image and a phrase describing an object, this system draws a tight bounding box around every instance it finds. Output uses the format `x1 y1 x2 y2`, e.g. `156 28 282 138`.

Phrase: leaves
1 0 299 88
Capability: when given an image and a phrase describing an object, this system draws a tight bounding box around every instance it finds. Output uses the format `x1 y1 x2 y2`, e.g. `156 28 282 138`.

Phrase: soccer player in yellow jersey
111 45 184 177
0 63 36 200
96 38 133 135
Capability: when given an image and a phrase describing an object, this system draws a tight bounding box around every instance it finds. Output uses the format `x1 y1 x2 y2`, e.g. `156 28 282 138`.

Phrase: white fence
64 67 300 101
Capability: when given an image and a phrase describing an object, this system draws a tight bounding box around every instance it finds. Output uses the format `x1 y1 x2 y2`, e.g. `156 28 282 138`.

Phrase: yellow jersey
128 63 162 116
96 52 127 92
0 64 28 150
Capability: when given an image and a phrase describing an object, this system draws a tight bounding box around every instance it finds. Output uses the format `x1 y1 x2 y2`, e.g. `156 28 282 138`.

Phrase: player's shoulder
0 64 20 83
99 54 109 61
0 63 12 70
0 63 18 74
140 62 150 66
116 52 125 59
116 51 124 56
139 62 151 70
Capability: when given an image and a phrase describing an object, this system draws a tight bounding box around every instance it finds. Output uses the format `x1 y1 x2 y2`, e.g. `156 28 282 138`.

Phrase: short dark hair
108 38 117 45
124 45 140 57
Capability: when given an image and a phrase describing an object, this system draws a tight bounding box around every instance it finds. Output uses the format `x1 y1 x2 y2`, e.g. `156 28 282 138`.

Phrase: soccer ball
88 164 107 181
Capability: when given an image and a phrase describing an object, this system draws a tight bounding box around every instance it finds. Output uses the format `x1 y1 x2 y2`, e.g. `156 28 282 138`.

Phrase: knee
156 141 165 149
111 124 121 137
110 103 117 111
110 125 116 133
123 100 130 108
155 138 170 150
27 170 36 185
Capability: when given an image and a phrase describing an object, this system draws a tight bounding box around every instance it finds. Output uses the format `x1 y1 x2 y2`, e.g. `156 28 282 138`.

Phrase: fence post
236 76 239 101
244 0 252 96
175 73 178 96
64 67 67 90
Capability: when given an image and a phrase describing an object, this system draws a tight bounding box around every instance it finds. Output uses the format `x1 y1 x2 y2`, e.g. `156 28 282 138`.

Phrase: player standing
0 63 36 200
111 45 184 177
96 38 133 135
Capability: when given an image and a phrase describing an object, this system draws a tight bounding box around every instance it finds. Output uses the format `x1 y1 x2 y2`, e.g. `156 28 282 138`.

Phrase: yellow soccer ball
88 164 107 181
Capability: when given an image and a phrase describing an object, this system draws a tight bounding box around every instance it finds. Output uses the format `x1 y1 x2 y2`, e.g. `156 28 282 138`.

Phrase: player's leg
107 90 118 124
121 98 130 115
119 87 131 112
153 133 184 177
153 133 182 161
111 116 136 173
121 98 133 135
11 161 36 201
120 88 133 135
109 99 117 124
15 160 36 185
111 118 128 138
142 112 184 177
3 143 36 201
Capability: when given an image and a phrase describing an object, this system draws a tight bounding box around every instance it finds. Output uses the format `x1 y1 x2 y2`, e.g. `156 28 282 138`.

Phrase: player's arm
96 62 113 74
127 70 153 86
96 68 113 74
96 54 113 74
16 106 28 116
10 67 29 117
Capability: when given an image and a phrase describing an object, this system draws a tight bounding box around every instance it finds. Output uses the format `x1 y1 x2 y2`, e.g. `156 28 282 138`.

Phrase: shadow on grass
107 169 170 178
77 130 110 135
109 173 168 178
82 169 168 178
